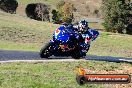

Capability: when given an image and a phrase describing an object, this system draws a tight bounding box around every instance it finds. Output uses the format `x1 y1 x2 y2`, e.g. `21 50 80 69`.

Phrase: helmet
78 20 88 32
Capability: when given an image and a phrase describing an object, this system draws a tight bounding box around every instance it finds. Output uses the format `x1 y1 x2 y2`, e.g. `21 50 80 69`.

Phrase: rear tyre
39 43 52 58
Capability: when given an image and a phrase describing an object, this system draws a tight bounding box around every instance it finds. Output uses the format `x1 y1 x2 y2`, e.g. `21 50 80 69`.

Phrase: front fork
79 43 90 56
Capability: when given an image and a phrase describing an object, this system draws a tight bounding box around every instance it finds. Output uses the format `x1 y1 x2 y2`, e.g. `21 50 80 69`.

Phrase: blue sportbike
40 25 99 59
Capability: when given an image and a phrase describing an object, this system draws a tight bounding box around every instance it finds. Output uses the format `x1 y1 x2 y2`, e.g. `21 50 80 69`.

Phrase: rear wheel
39 43 52 58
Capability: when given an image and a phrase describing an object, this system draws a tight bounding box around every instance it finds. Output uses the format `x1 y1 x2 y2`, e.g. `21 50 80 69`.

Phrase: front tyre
72 50 81 59
39 43 52 58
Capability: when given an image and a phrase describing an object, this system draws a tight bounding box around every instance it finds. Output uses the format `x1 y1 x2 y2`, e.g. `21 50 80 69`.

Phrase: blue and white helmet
78 20 88 32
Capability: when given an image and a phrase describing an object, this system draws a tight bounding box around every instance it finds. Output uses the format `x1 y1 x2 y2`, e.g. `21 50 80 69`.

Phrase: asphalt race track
0 50 132 63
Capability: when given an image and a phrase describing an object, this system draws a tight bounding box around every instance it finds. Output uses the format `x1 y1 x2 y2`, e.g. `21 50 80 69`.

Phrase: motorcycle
39 25 99 59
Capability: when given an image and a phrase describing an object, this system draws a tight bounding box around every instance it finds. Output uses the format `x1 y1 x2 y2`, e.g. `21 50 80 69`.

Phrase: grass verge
0 61 131 88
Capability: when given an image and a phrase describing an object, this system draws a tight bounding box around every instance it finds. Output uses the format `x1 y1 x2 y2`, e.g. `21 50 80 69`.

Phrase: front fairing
53 26 70 44
53 26 79 44
82 29 99 44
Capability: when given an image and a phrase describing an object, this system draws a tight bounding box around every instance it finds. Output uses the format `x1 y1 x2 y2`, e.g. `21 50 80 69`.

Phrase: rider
73 20 99 43
61 20 99 47
74 20 89 33
57 20 99 57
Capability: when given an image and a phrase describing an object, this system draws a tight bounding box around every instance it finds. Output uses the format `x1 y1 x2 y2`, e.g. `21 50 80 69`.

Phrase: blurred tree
0 0 18 14
53 0 75 24
61 2 75 24
51 9 61 23
102 0 130 33
26 3 50 21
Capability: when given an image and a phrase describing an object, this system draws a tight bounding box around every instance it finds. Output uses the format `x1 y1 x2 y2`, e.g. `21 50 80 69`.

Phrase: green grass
0 11 58 51
88 32 132 57
0 41 38 51
0 61 131 88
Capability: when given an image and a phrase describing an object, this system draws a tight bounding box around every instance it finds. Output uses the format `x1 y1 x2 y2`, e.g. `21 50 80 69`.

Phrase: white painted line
0 59 85 63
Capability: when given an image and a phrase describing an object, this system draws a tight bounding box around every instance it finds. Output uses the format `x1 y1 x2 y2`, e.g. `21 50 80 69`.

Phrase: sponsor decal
55 29 60 36
76 66 131 85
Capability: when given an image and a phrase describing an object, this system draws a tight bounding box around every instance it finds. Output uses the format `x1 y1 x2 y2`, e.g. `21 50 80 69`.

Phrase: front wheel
71 50 81 59
39 43 52 58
